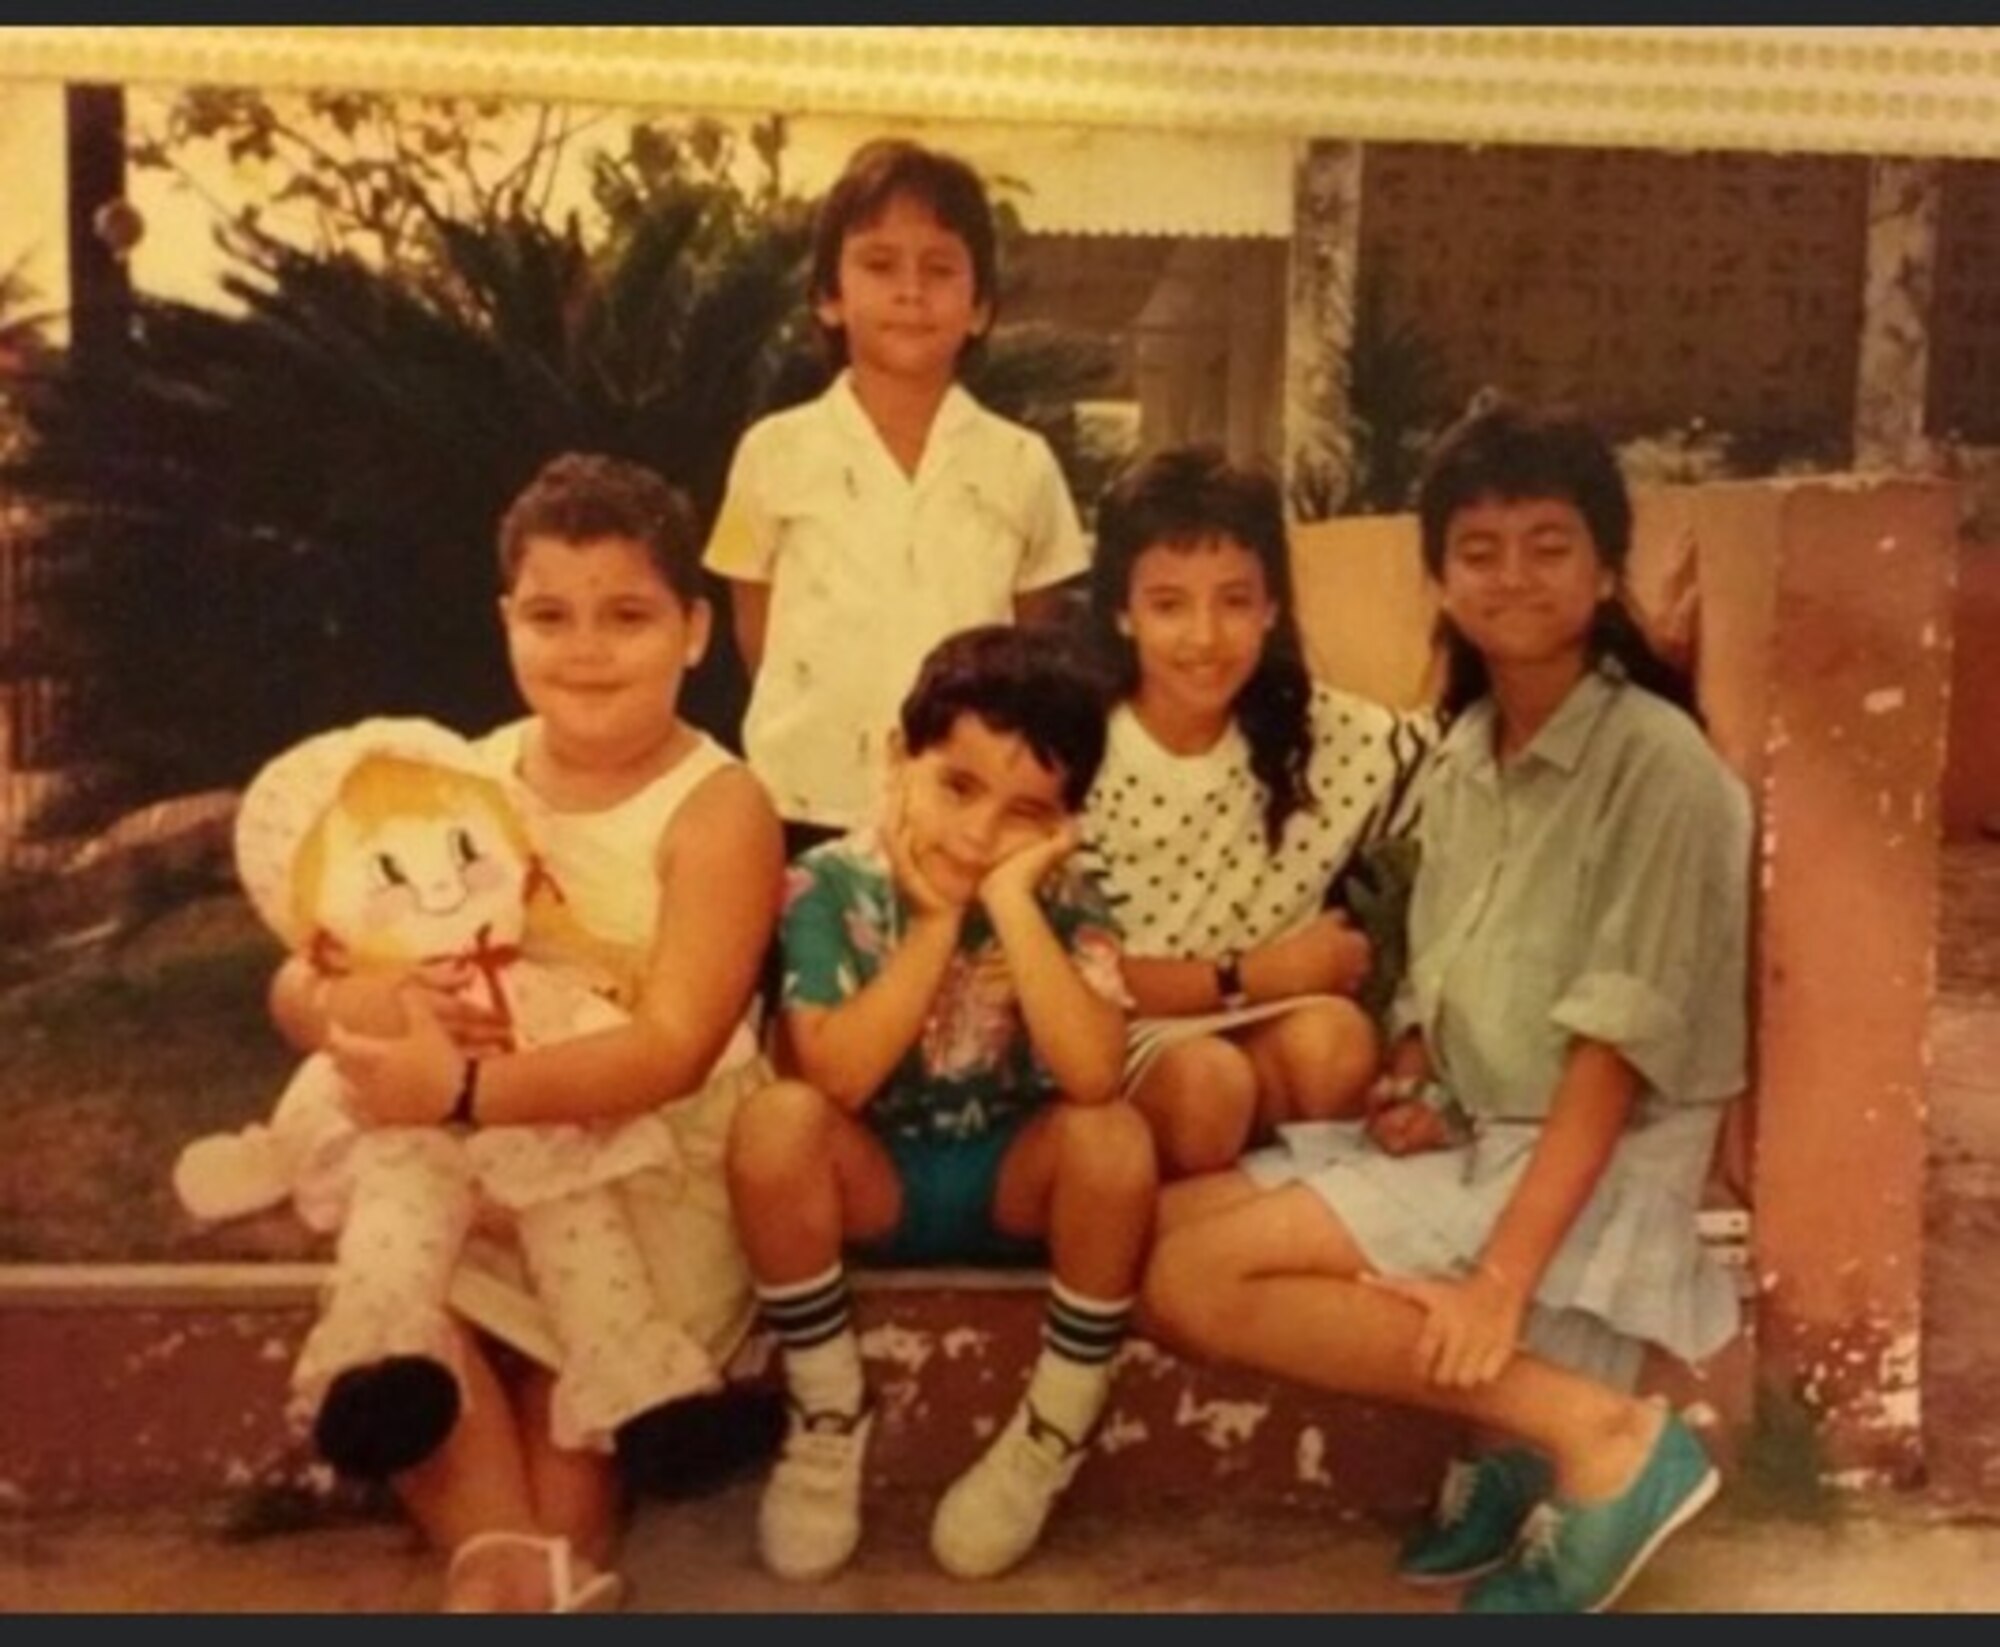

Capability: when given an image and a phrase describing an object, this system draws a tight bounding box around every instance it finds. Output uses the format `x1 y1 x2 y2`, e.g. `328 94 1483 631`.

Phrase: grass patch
0 893 317 1261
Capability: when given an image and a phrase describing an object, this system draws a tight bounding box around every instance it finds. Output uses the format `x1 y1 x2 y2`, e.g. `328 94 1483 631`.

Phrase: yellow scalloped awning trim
6 25 2000 160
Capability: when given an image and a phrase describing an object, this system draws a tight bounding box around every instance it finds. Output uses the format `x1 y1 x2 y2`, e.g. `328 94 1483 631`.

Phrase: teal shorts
854 1112 1048 1268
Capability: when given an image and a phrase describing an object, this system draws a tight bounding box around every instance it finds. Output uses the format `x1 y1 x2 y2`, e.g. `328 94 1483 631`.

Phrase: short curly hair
900 625 1108 812
497 452 704 604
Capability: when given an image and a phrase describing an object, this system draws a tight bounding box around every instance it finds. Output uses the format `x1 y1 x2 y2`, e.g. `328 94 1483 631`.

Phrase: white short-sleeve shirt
1401 670 1751 1119
704 372 1087 829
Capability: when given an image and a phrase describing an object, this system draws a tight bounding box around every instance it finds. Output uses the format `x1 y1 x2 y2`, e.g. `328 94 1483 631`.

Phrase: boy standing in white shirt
704 138 1087 856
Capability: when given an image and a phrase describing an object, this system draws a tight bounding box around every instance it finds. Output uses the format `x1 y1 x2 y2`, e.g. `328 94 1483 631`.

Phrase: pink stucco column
1750 476 1955 1486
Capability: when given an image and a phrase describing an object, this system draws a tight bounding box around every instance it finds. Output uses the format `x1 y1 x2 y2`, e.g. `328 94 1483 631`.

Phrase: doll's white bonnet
234 716 496 949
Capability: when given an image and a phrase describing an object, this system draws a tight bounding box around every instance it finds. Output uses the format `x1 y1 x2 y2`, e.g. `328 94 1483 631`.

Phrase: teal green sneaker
1462 1409 1720 1614
1397 1448 1553 1585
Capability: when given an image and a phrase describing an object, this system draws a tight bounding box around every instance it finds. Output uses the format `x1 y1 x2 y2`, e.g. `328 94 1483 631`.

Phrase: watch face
1218 953 1246 1009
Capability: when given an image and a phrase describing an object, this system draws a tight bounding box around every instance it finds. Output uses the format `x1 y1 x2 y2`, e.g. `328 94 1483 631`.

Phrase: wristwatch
1215 951 1249 1012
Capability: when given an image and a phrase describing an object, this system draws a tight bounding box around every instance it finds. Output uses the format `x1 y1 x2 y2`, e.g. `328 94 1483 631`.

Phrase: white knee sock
1025 1279 1134 1442
758 1263 865 1420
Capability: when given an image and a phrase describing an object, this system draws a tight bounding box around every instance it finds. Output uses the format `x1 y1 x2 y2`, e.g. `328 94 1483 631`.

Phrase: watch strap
448 1058 482 1127
1216 951 1249 1012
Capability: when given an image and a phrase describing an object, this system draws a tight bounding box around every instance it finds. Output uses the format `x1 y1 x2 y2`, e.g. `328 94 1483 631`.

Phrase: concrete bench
0 1240 1752 1516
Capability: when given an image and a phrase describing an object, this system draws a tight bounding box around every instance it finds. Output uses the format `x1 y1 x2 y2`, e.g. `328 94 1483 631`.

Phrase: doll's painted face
304 760 531 965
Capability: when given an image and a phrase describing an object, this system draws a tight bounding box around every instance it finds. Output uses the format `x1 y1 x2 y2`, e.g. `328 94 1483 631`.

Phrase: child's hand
405 961 514 1057
316 967 509 1056
1362 1265 1526 1390
978 819 1080 914
327 990 464 1127
317 972 410 1038
882 783 969 921
1365 1068 1471 1156
1253 911 1372 999
1365 1098 1454 1157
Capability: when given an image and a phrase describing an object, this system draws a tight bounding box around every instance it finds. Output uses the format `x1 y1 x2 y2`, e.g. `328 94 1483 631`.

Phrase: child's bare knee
1137 1230 1221 1350
1158 1036 1257 1100
1280 1000 1379 1118
1140 1040 1257 1175
1051 1100 1158 1206
727 1079 833 1187
1162 1102 1254 1177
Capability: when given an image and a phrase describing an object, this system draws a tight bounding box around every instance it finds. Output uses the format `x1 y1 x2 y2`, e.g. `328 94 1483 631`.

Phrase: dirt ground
7 1481 2000 1614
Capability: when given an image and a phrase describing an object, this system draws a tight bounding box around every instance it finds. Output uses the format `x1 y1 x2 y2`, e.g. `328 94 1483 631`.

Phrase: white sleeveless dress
447 722 766 1374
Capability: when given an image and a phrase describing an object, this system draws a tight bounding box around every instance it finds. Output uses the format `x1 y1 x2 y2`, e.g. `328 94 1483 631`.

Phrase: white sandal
446 1530 627 1613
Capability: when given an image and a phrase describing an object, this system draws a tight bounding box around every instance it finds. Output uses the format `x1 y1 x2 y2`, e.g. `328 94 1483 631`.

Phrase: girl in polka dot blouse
1078 446 1434 1179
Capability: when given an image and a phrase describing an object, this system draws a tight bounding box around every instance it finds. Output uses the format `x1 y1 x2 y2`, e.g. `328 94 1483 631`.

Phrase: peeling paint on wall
1174 1391 1269 1451
1295 1425 1335 1487
1825 1465 1901 1491
1786 1316 1923 1482
859 1323 939 1376
1114 1339 1179 1377
1097 1411 1150 1455
120 1329 189 1373
937 1326 992 1362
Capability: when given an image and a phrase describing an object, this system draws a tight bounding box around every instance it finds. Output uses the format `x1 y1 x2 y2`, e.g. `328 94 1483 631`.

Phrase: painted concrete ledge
0 1262 1752 1517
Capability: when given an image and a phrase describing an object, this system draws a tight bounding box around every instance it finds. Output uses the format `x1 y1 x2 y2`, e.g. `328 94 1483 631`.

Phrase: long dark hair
1087 446 1314 849
1415 398 1698 725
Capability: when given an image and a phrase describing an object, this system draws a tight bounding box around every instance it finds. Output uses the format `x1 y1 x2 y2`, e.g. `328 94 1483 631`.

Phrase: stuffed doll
174 717 722 1478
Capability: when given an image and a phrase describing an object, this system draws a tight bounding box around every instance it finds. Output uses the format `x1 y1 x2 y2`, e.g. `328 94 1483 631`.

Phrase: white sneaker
929 1401 1089 1579
757 1402 874 1582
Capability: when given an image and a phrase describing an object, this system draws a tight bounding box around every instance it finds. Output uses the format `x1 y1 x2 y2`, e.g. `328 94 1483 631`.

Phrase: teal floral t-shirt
780 828 1128 1144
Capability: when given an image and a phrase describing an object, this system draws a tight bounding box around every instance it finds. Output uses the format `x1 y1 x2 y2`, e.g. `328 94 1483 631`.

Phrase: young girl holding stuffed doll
268 453 783 1612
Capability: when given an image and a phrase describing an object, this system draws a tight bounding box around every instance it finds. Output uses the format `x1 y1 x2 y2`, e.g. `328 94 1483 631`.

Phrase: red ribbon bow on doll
422 923 523 1033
